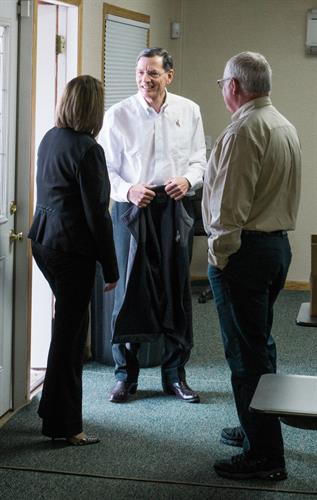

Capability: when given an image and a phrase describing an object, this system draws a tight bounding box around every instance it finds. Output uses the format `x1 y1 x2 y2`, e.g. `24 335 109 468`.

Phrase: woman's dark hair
56 75 104 137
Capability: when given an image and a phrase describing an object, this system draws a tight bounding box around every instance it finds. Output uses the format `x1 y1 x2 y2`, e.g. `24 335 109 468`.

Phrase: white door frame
0 0 19 418
12 0 82 412
31 1 80 371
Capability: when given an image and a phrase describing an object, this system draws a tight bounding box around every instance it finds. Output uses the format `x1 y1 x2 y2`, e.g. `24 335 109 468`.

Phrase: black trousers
31 242 96 438
208 231 291 459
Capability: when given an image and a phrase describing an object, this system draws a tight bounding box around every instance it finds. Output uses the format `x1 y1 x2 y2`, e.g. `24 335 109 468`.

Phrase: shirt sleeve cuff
112 181 134 202
185 172 202 191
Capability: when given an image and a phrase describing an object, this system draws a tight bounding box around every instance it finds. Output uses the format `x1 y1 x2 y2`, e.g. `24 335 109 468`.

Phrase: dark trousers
208 231 291 459
31 242 96 438
111 201 192 386
112 337 190 386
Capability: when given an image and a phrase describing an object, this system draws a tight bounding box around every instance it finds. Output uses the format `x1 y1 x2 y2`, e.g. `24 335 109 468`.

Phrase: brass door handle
9 230 24 242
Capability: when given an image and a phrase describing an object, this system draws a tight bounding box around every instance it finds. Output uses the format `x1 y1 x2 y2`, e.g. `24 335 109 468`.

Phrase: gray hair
225 51 272 95
136 47 174 71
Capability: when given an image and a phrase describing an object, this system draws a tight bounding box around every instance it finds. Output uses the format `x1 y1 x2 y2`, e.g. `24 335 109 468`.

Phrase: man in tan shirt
202 52 301 480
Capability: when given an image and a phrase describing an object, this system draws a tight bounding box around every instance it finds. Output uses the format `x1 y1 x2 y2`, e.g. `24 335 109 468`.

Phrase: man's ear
166 69 175 86
231 78 240 96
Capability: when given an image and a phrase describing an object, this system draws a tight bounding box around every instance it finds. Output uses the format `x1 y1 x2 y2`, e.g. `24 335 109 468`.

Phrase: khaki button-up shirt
202 96 301 269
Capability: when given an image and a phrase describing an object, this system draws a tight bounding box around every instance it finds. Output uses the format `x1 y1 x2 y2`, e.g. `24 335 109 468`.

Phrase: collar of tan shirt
231 96 272 122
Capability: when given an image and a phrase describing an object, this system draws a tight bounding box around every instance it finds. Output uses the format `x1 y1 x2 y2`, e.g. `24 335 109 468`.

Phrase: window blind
104 14 150 110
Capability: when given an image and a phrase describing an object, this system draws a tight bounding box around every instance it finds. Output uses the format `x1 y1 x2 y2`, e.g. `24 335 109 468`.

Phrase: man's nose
141 72 151 82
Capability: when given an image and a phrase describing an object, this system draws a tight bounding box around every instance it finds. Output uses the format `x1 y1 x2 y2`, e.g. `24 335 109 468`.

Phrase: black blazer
28 127 118 283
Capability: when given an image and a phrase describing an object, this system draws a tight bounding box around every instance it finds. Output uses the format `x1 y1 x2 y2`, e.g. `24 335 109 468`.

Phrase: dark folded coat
112 189 194 349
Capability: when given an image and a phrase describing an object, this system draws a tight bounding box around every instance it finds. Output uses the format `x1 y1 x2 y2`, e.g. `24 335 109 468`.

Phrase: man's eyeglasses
217 77 232 89
136 70 167 80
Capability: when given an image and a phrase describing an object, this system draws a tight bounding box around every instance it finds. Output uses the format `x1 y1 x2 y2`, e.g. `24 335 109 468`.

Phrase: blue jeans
208 231 291 459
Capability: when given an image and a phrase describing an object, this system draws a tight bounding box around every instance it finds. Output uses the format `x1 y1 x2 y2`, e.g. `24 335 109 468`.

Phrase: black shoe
221 426 244 447
163 381 200 403
214 453 287 480
109 381 138 403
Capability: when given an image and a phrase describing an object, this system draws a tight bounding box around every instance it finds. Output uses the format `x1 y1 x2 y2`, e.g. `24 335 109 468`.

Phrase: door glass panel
0 7 16 417
0 25 8 222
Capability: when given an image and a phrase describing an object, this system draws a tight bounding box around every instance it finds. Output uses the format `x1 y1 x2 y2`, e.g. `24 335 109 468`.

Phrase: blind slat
104 17 149 110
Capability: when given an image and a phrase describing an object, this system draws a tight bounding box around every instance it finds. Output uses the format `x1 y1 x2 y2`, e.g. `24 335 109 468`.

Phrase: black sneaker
214 453 287 480
221 426 244 447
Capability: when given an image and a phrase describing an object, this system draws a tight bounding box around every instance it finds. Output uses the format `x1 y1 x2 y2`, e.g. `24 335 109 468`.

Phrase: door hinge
17 1 32 18
56 35 66 55
9 201 17 215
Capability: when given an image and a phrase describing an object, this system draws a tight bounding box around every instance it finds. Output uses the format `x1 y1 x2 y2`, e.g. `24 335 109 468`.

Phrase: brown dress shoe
163 381 200 403
109 381 138 403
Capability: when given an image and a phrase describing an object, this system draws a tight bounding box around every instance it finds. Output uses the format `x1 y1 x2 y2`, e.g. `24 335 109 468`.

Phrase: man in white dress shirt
99 47 206 403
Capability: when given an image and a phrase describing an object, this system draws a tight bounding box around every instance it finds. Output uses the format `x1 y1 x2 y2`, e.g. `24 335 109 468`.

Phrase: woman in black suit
28 75 118 445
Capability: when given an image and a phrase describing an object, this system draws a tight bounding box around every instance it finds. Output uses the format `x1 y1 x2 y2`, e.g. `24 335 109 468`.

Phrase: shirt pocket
165 113 191 158
171 129 191 159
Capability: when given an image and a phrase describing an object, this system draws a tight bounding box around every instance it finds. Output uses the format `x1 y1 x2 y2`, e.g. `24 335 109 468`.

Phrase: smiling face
136 55 174 110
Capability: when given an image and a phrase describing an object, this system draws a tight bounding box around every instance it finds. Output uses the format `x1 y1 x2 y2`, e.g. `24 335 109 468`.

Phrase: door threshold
30 368 46 393
0 410 14 429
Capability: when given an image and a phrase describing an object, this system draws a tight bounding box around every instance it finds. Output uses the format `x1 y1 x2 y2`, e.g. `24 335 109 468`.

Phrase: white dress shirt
99 91 206 202
202 96 301 269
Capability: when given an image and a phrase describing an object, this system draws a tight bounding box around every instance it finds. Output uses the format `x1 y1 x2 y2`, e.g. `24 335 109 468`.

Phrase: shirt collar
232 96 272 122
136 90 169 115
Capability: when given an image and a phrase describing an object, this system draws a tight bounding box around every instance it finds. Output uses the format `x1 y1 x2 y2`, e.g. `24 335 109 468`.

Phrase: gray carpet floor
0 290 316 499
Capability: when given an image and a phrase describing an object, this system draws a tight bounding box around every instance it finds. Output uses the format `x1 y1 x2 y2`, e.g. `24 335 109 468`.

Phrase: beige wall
182 0 317 282
82 0 316 282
